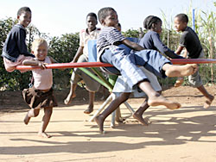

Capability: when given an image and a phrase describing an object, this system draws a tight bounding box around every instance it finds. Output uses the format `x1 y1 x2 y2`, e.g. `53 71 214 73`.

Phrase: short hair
98 7 116 24
175 13 188 23
143 15 162 29
32 38 48 51
86 12 97 20
17 7 31 16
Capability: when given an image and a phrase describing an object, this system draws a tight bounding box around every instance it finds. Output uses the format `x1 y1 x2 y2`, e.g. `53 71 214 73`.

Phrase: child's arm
182 48 188 58
175 46 184 55
122 39 144 51
151 33 183 59
17 29 35 58
71 46 84 63
22 59 46 69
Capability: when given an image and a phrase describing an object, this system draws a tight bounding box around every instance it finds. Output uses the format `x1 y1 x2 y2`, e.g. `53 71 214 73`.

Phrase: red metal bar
171 59 216 64
16 62 113 70
15 59 216 70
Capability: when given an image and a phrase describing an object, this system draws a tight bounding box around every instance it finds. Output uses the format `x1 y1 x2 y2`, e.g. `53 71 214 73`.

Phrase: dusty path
0 86 216 162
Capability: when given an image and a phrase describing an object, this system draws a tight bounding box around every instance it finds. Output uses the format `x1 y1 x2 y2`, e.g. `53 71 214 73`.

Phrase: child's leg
131 50 197 78
24 108 40 125
84 91 95 114
133 90 161 125
163 64 198 77
133 99 149 126
95 93 131 133
64 82 77 105
38 107 53 138
65 54 93 105
3 55 33 73
197 85 214 108
138 81 181 110
64 69 79 105
174 77 184 87
188 70 214 108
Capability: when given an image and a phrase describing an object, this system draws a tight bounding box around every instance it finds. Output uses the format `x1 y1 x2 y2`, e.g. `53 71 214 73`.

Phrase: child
105 21 162 126
22 38 57 138
1 6 35 72
94 15 182 133
95 7 198 133
141 15 185 86
64 12 101 114
141 15 183 59
129 15 186 125
174 13 214 108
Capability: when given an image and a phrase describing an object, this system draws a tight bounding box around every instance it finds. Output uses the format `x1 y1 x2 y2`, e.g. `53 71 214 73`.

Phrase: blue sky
0 0 214 37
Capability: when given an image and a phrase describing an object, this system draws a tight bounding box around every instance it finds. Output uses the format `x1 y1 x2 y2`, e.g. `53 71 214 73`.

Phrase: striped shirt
79 28 100 58
96 26 125 61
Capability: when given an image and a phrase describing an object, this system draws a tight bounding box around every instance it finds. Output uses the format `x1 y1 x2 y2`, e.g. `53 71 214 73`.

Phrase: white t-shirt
32 56 53 90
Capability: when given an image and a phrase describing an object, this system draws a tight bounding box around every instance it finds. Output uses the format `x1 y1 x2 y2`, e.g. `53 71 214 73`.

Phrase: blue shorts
101 48 170 89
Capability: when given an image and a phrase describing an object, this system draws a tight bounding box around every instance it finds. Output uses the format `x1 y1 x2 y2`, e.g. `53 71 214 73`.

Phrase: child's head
31 38 48 61
17 7 32 28
174 13 188 32
115 23 121 32
143 15 162 34
98 7 118 27
86 12 98 32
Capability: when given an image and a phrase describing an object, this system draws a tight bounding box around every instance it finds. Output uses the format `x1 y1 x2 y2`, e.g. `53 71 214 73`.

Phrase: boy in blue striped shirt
95 7 198 133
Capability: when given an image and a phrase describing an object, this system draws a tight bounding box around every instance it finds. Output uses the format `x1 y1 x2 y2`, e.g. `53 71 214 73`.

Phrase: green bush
48 33 79 90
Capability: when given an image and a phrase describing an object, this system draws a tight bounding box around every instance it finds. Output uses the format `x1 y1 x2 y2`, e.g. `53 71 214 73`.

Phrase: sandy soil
0 85 216 162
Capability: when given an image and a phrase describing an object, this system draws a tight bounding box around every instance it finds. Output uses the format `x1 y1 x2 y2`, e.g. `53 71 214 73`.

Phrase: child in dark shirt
141 15 185 87
2 6 34 72
174 13 214 108
95 7 198 133
140 15 183 59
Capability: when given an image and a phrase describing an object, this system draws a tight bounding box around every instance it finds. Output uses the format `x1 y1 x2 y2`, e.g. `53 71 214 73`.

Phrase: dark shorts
22 87 58 109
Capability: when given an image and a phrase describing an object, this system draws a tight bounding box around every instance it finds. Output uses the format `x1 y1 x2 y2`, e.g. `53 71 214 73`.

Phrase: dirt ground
0 85 216 162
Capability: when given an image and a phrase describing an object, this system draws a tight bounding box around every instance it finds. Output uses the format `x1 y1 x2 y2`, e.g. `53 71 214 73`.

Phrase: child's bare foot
64 93 76 105
24 114 31 125
165 64 198 77
203 95 214 109
116 117 126 123
148 94 181 110
95 115 105 134
84 105 93 114
174 77 184 87
133 113 149 126
38 132 52 138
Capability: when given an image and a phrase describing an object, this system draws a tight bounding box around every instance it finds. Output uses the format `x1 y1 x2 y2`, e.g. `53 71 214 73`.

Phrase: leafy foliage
48 33 79 89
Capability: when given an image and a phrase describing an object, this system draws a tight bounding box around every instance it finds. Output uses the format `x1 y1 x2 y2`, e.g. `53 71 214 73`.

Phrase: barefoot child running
1 7 35 72
174 13 214 108
22 38 57 138
95 7 198 133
